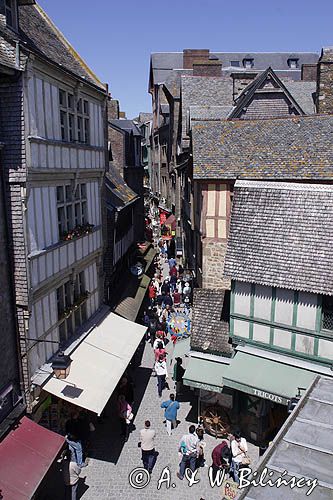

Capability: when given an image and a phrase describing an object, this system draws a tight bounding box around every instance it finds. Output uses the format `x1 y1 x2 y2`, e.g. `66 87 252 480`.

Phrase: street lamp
21 337 72 380
51 351 72 379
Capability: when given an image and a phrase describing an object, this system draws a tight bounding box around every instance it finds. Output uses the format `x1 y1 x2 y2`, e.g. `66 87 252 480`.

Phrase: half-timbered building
0 1 108 410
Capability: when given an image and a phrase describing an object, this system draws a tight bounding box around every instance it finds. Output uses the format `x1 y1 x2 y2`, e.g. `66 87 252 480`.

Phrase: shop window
57 183 88 239
57 273 87 343
59 90 90 143
322 295 333 331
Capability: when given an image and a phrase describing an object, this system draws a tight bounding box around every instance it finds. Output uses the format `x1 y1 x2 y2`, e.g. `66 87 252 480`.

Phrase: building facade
0 1 108 410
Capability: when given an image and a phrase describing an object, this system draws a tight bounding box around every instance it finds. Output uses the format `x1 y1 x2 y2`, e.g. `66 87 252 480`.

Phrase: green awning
223 352 316 405
183 356 229 393
173 337 191 360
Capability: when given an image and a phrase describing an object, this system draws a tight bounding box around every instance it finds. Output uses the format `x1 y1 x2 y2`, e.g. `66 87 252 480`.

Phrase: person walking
154 341 167 361
211 439 232 481
168 256 176 269
63 453 81 500
161 393 180 436
231 430 248 483
173 357 185 397
148 282 156 306
155 355 168 397
196 427 206 468
117 394 133 441
177 425 199 480
139 420 156 474
149 314 158 347
66 434 86 468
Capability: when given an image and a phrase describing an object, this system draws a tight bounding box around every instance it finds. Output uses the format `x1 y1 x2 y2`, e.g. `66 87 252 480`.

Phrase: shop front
32 309 147 431
183 349 317 444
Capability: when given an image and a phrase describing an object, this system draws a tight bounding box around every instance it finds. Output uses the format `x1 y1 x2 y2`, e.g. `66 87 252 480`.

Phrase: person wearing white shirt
231 430 248 483
177 425 199 480
139 420 156 473
154 356 168 397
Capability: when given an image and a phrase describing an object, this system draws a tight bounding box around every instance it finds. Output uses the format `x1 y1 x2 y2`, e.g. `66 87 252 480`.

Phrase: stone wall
316 47 333 114
108 125 125 177
202 239 231 289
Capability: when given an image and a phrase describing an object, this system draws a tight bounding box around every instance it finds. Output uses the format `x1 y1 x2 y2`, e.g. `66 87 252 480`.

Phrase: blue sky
38 0 333 118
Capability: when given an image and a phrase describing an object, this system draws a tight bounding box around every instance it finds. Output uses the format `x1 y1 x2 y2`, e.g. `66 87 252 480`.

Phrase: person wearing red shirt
148 283 156 306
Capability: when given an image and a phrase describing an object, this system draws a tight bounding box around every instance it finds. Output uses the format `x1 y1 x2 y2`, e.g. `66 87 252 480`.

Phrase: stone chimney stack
193 60 222 77
108 98 119 120
301 64 317 82
183 49 210 69
316 47 333 114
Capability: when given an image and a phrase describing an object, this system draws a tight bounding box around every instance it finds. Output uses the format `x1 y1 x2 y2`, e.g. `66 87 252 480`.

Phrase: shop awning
43 313 146 415
114 246 156 322
183 356 229 393
223 351 316 405
0 416 65 500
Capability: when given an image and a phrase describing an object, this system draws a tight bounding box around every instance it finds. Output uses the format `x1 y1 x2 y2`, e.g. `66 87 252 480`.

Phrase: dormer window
5 0 17 30
288 58 299 69
230 61 240 68
243 58 254 69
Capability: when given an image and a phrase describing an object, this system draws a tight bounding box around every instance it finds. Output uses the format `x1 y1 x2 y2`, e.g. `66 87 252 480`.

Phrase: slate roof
224 180 333 296
150 52 319 86
192 115 333 180
181 76 234 142
190 289 232 356
189 105 232 121
229 67 307 118
105 166 138 209
110 119 142 136
163 69 193 98
283 80 316 115
18 3 105 89
238 376 333 500
138 112 153 124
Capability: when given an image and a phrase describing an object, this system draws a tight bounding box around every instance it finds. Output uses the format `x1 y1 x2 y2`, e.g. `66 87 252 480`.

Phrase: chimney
108 99 119 120
183 49 210 69
119 111 127 119
316 47 333 114
301 64 317 82
193 60 222 77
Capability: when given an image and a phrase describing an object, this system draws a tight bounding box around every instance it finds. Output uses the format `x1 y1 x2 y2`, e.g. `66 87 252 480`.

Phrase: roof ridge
35 3 105 90
235 180 333 192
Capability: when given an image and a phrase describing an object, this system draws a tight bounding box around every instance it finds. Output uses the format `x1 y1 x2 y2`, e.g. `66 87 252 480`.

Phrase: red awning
0 416 65 500
165 214 176 231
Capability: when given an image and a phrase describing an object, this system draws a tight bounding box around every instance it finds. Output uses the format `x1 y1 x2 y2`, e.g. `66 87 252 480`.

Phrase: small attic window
5 0 18 30
230 61 240 67
243 58 254 69
288 58 299 69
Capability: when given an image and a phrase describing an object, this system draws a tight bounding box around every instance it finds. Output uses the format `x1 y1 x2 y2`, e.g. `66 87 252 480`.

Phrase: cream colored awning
43 312 146 415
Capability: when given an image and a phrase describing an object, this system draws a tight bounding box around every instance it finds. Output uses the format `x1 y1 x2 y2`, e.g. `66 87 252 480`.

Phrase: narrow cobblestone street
77 305 258 500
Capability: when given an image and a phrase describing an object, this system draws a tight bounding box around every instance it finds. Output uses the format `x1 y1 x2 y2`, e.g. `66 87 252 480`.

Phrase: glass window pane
68 114 74 142
74 185 80 200
59 89 66 107
77 116 82 142
57 206 65 234
84 118 90 144
81 183 87 199
68 94 74 110
77 98 82 114
83 100 89 115
65 185 72 201
56 186 64 203
81 201 87 224
66 205 73 229
75 203 81 226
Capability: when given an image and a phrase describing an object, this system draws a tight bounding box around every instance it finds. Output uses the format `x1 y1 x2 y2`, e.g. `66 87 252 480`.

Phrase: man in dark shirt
211 440 231 481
